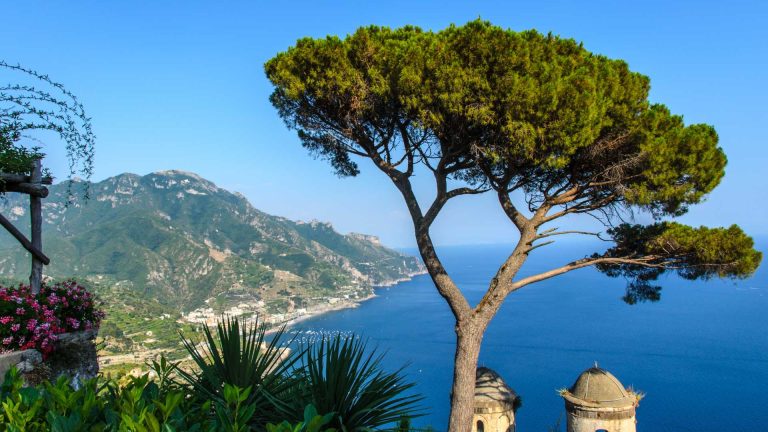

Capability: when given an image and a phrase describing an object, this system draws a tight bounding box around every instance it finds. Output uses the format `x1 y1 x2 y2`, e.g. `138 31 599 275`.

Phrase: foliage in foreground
178 317 423 431
0 350 408 432
295 336 423 431
0 365 338 432
1 364 217 431
177 316 303 428
0 315 422 431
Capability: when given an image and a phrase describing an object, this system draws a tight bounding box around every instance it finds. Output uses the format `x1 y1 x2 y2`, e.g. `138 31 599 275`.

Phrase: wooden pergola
0 160 51 293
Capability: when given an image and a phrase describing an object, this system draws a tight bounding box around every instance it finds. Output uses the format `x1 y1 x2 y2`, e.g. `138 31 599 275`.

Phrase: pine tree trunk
447 320 483 432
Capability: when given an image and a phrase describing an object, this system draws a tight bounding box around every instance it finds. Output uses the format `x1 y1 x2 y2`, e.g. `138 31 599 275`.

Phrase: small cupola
473 367 519 432
561 365 641 432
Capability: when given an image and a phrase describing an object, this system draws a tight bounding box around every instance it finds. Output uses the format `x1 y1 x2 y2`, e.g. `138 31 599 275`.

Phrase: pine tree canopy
265 20 761 302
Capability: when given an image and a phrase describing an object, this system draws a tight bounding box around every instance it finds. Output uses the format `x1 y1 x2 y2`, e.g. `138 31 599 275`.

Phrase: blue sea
290 239 768 431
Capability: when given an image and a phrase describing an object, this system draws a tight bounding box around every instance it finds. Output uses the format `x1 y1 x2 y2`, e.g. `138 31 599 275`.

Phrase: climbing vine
1 60 94 196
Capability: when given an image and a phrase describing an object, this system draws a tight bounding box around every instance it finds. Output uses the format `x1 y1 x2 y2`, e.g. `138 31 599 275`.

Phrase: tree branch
388 173 473 320
534 229 609 241
497 190 529 232
508 255 664 291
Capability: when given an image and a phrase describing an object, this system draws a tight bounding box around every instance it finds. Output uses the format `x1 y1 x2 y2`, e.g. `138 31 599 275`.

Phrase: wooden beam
0 212 50 265
30 160 44 294
3 183 49 197
0 172 53 185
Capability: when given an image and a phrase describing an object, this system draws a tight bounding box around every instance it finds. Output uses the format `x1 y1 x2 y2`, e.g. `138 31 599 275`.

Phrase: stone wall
0 329 98 385
565 412 637 432
0 349 42 378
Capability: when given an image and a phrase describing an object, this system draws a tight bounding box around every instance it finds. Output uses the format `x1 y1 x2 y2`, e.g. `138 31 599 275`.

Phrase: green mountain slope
0 170 424 311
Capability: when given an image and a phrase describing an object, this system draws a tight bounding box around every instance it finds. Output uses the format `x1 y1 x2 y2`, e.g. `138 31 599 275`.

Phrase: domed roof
562 366 637 408
474 367 518 404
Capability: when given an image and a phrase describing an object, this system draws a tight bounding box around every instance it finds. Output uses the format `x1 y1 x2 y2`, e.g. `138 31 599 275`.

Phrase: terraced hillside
0 170 424 312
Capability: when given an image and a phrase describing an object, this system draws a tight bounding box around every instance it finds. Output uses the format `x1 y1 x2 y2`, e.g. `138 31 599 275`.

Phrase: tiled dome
475 367 518 405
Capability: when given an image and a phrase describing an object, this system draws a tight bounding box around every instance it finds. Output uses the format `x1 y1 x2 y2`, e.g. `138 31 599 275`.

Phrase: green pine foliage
265 19 761 303
598 222 762 303
265 20 726 218
264 23 762 427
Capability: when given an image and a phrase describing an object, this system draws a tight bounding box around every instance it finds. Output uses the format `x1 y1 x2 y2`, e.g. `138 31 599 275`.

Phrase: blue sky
2 1 767 247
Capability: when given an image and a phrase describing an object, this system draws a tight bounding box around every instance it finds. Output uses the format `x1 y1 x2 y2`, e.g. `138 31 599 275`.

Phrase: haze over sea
291 239 768 432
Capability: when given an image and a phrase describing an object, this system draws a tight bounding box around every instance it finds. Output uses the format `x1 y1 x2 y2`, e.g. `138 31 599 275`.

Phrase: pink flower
26 319 38 331
0 279 102 358
66 317 80 330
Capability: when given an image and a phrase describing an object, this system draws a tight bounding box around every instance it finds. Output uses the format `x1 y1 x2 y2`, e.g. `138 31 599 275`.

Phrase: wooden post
29 159 43 294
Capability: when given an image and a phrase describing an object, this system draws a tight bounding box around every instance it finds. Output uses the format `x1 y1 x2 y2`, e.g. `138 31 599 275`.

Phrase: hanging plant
1 60 95 198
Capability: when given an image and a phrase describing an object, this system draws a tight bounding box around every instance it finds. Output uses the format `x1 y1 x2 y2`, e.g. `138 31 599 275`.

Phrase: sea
289 239 768 431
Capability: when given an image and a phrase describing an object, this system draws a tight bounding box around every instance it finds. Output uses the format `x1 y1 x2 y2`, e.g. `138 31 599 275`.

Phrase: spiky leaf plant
298 335 423 431
178 316 303 428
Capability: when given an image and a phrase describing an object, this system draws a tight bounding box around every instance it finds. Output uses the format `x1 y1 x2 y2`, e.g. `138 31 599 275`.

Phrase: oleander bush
0 280 104 357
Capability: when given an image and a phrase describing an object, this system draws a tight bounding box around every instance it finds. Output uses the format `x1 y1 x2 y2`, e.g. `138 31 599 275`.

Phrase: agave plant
177 316 303 427
297 335 424 431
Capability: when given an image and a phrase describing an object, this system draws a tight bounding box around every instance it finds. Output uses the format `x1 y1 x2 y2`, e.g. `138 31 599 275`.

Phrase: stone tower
560 366 639 432
472 367 519 432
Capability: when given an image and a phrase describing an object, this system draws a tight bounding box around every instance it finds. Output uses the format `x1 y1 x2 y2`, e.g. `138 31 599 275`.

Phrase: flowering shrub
0 280 103 357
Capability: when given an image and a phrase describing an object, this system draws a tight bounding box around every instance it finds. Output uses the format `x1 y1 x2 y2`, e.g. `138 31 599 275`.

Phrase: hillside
0 170 424 313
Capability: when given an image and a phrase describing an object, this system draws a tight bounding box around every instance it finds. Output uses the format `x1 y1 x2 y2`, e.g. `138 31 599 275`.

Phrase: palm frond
177 316 304 427
299 335 425 431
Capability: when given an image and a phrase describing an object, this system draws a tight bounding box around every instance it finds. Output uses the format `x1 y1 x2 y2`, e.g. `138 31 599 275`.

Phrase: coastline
269 269 428 333
371 269 428 288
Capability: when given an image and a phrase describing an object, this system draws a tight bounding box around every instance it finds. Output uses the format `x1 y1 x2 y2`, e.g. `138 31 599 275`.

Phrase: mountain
0 170 424 311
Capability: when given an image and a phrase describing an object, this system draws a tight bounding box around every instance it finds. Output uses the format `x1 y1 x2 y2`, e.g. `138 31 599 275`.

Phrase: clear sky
2 0 766 248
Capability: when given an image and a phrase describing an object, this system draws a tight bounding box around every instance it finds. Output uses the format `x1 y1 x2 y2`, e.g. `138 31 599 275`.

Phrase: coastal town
180 288 375 329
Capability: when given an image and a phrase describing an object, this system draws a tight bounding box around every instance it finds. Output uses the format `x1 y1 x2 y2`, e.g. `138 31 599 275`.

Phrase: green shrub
0 366 216 431
266 404 337 432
